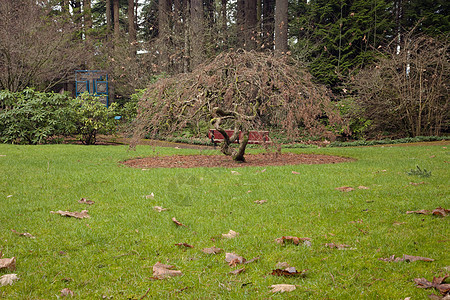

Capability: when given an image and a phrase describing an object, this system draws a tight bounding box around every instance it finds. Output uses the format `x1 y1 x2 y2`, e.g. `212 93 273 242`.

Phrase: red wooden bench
208 129 270 145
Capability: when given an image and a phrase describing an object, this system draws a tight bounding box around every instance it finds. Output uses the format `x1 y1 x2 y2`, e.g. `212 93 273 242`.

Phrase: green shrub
71 94 119 145
0 88 74 144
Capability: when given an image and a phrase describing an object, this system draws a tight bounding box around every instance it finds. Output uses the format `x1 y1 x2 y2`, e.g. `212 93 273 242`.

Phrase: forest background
0 0 448 142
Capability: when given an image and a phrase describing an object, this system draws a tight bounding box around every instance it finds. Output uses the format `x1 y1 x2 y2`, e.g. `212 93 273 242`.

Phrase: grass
0 142 449 299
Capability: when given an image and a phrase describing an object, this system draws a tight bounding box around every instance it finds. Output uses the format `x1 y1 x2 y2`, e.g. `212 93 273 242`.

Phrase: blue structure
75 70 109 107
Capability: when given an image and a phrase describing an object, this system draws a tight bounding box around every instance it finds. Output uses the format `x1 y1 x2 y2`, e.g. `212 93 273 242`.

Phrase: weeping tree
131 50 347 162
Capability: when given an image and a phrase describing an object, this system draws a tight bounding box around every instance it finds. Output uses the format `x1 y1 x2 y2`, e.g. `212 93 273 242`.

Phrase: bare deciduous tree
0 0 86 92
352 33 449 137
131 50 346 161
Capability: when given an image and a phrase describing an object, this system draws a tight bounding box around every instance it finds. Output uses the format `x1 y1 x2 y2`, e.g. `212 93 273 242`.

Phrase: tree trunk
158 0 170 72
262 0 275 51
274 0 288 55
245 0 258 50
221 0 228 50
106 0 112 33
113 0 120 42
232 131 249 162
190 0 204 69
83 0 92 38
128 0 136 57
236 0 245 48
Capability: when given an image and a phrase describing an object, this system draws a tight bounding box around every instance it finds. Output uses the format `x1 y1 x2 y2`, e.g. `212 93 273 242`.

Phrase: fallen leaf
175 243 194 248
152 262 183 279
201 247 222 254
78 198 94 205
393 221 406 226
230 268 245 275
51 210 90 219
145 193 155 199
379 254 434 262
358 185 369 190
6 195 12 198
409 182 426 186
406 209 431 215
225 253 245 266
0 274 19 287
414 274 450 295
222 230 239 239
172 217 187 227
335 186 354 192
60 288 74 297
292 171 300 175
153 206 169 212
254 200 267 204
11 229 35 239
432 207 450 217
0 257 16 271
275 262 290 269
244 257 260 264
271 267 307 277
275 236 311 245
325 243 351 250
231 170 240 175
270 284 296 293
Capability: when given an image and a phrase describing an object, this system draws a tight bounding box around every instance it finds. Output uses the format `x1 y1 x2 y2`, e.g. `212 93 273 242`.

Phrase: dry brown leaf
153 206 169 212
201 247 223 254
292 171 300 175
51 210 90 219
60 288 74 297
145 193 155 199
335 186 354 192
379 254 434 262
406 209 431 215
270 284 297 293
225 253 245 266
152 262 183 279
0 257 16 271
325 243 351 250
275 236 311 245
393 221 406 226
78 198 94 205
172 217 187 227
275 262 290 269
230 268 245 275
409 182 426 186
231 170 240 175
175 243 194 248
254 200 267 204
222 230 239 239
432 207 450 217
414 274 450 295
0 274 19 287
271 267 307 277
358 186 370 190
11 229 35 239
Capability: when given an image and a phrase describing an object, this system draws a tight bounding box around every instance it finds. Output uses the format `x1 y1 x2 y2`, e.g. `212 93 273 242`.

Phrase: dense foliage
0 90 119 145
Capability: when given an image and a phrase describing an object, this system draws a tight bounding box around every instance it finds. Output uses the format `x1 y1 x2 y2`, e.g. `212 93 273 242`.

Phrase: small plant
406 166 432 177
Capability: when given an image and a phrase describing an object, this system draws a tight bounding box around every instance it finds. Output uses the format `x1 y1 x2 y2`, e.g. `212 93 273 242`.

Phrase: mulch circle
121 152 354 169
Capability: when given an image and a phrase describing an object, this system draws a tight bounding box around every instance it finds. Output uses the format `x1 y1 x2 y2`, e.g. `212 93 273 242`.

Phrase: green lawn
0 142 449 299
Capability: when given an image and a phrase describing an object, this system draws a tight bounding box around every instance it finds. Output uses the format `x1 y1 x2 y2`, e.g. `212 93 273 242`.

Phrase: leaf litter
152 262 183 279
270 284 297 293
406 207 449 217
222 230 239 239
414 274 450 296
0 252 16 271
0 274 19 287
201 247 222 254
172 217 187 227
175 243 194 248
153 206 169 212
225 253 259 267
11 229 35 239
50 210 90 219
379 254 434 262
275 236 311 245
78 198 94 205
